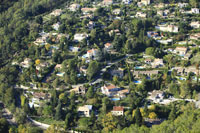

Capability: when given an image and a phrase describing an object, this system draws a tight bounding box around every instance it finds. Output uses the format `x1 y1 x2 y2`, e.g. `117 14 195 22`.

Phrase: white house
86 49 99 58
190 21 200 29
74 33 88 42
151 58 164 68
52 22 60 31
78 105 93 117
102 0 113 6
178 3 188 8
101 84 121 97
113 9 121 15
69 4 80 11
50 9 62 16
138 0 151 6
191 8 199 14
135 12 147 18
69 46 80 52
155 24 178 33
111 106 124 116
122 0 132 4
21 58 32 68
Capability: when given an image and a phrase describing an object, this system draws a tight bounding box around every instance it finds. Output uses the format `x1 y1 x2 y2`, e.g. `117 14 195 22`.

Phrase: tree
133 108 143 126
145 47 155 56
86 86 94 99
0 118 9 133
149 112 157 119
35 59 40 65
102 113 117 132
168 105 176 121
78 118 90 130
113 76 119 85
189 0 199 8
55 102 62 120
87 61 100 80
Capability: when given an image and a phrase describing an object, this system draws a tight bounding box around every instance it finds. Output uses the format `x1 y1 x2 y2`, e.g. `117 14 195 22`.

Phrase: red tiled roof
113 106 124 111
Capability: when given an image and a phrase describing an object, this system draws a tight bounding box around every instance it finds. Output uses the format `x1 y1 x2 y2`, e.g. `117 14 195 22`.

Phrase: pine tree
134 107 143 126
168 105 176 121
55 101 62 120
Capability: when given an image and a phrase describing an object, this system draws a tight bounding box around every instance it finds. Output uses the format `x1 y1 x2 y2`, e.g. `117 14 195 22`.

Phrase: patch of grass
32 117 65 125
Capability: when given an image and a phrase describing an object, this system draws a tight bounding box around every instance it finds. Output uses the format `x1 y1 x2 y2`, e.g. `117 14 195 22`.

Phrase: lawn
32 116 65 125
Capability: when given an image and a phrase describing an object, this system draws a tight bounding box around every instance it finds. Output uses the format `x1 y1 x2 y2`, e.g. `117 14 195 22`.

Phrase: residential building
78 105 93 117
36 61 50 70
21 58 32 68
50 9 62 16
155 24 178 33
133 70 159 78
151 58 164 68
33 92 51 100
81 8 97 14
144 58 152 64
150 90 165 102
113 9 121 15
104 43 113 51
101 84 121 97
138 0 151 6
74 33 88 42
102 0 113 5
110 68 124 78
178 3 188 8
69 46 80 52
191 8 199 14
190 21 200 29
70 86 87 95
174 47 188 55
135 12 147 18
52 23 60 31
190 33 200 40
111 106 124 116
86 49 99 58
69 4 80 11
122 0 132 4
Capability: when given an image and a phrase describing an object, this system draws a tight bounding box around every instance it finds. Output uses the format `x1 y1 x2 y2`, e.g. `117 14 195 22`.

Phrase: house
151 58 164 68
55 64 62 70
191 8 199 14
190 33 200 40
155 24 178 33
173 66 198 76
81 8 97 14
74 33 88 42
154 3 165 8
175 47 188 56
110 68 124 78
178 3 188 8
109 29 121 36
69 4 80 11
69 46 80 52
147 31 159 38
33 92 51 100
157 10 164 16
87 21 96 29
150 90 165 102
80 66 87 75
50 9 62 16
133 70 159 78
86 49 99 58
122 0 132 4
138 0 151 6
111 106 124 116
135 12 147 18
113 9 121 15
104 43 113 51
144 58 152 64
102 0 113 6
36 61 50 70
101 84 121 97
21 58 32 68
78 105 93 117
70 86 87 95
52 23 60 31
190 21 200 29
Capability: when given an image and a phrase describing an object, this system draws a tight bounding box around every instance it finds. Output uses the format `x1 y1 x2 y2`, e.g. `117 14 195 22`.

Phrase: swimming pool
111 98 120 101
179 77 186 80
134 66 144 69
134 80 142 84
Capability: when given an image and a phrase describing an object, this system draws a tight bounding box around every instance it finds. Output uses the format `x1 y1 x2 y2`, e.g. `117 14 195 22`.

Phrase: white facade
74 33 88 42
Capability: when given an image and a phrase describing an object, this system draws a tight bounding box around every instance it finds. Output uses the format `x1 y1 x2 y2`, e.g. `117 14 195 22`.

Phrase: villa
78 105 93 117
111 106 124 116
74 33 88 42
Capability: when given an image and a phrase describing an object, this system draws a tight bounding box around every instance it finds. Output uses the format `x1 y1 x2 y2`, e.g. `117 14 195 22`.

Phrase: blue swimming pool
134 66 144 69
111 98 120 101
134 80 142 84
179 77 186 80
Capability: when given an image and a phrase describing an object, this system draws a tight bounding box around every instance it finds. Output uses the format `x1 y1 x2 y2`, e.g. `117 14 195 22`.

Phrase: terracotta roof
113 106 124 111
105 84 117 90
105 43 112 47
